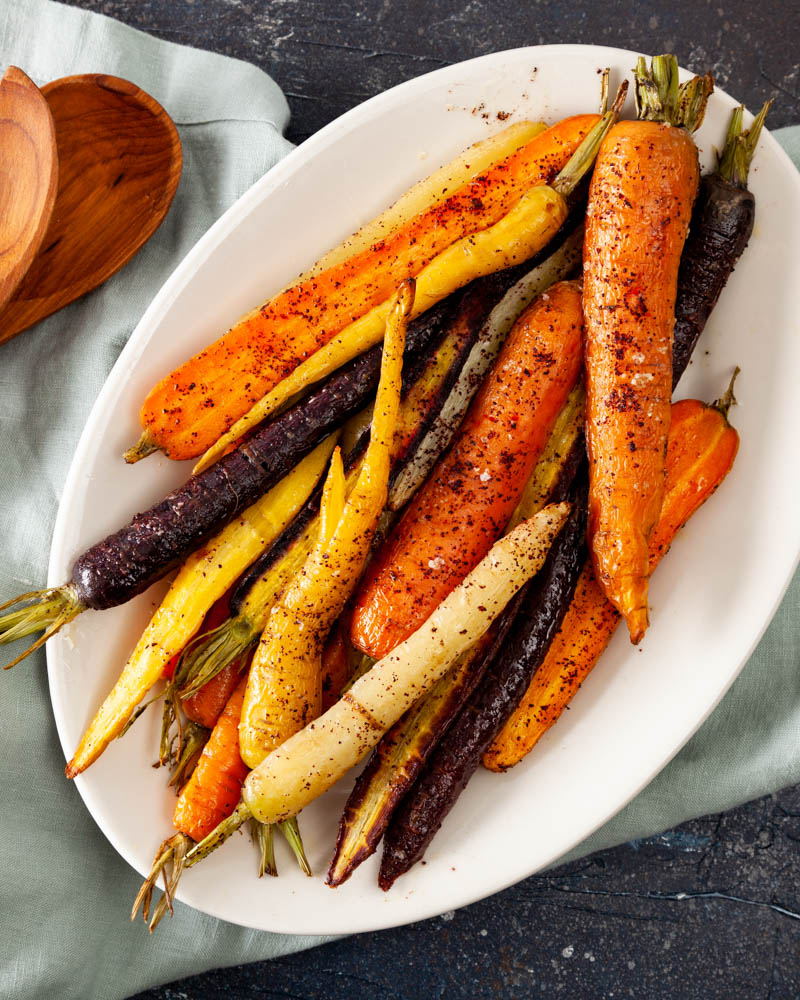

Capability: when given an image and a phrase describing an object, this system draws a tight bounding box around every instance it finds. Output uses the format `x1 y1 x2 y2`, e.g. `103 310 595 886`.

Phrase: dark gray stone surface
61 1 800 996
66 0 798 141
130 787 800 999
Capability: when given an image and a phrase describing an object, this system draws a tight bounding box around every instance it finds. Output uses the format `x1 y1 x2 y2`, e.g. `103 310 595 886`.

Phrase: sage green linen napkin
0 2 798 997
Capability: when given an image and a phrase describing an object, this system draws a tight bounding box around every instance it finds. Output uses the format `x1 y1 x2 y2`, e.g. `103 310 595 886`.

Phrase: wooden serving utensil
0 73 182 345
0 66 58 316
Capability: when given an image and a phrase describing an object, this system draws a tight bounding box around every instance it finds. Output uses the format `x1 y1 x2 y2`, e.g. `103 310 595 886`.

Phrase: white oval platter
48 45 800 934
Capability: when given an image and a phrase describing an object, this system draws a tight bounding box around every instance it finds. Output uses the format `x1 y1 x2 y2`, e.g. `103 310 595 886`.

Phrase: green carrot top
633 54 714 132
716 100 772 187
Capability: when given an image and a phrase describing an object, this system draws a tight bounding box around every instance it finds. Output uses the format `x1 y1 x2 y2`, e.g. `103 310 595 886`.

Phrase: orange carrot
182 657 246 731
350 280 584 659
583 56 712 643
133 115 599 462
483 389 739 772
172 677 249 843
159 588 246 731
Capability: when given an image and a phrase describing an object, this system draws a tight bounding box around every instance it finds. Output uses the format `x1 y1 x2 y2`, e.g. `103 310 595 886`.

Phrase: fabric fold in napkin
0 2 797 998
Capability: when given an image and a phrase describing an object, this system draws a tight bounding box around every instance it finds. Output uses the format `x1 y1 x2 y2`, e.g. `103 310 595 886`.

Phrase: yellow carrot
242 504 570 824
194 183 568 473
238 280 411 768
297 121 547 285
65 436 338 778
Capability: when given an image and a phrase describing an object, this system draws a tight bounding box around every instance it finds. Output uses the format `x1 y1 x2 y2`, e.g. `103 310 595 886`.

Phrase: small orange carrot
131 115 599 462
583 56 713 643
173 677 249 843
182 657 246 731
483 386 739 772
350 280 584 660
165 583 248 730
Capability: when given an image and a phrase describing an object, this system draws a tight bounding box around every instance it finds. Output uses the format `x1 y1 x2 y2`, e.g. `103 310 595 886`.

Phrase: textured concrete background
60 1 800 996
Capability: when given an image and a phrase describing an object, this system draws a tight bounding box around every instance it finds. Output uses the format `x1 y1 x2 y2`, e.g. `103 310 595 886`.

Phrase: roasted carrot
327 373 588 886
133 673 308 929
350 279 585 659
239 448 345 766
195 98 627 476
173 677 250 843
296 121 547 284
157 586 247 733
583 55 713 644
134 677 251 926
378 495 586 889
238 281 410 769
134 505 569 930
159 586 228 681
671 101 769 385
178 226 587 705
327 632 496 887
244 505 570 827
129 115 599 463
159 589 241 780
483 383 740 771
183 657 246 732
64 438 337 778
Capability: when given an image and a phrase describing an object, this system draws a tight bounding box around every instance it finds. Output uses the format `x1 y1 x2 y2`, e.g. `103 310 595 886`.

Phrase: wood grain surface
0 66 58 316
0 74 181 344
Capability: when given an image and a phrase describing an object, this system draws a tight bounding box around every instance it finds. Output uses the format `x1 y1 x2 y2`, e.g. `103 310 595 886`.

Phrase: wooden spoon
0 66 58 316
0 74 182 345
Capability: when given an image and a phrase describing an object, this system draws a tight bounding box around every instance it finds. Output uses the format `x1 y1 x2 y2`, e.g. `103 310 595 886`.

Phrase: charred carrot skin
351 280 585 659
584 60 711 644
173 677 249 843
484 390 740 770
139 116 599 461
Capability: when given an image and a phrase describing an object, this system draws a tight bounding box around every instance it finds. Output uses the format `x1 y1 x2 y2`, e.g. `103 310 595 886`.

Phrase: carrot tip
625 608 649 645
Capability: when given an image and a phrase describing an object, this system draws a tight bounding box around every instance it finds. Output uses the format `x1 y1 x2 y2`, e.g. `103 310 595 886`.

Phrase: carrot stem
0 586 83 668
278 817 312 876
712 367 740 420
176 618 254 701
551 83 628 197
250 819 278 878
183 799 251 866
717 101 772 187
122 430 159 464
131 833 190 931
633 54 713 131
168 722 209 790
